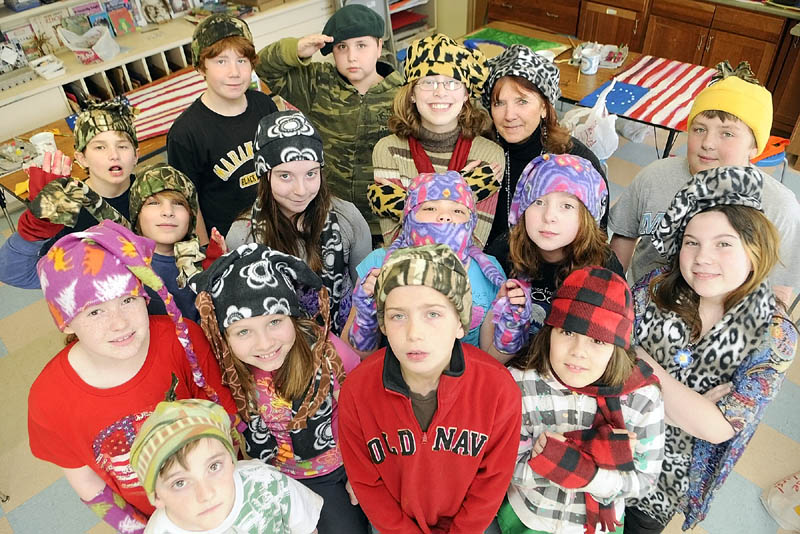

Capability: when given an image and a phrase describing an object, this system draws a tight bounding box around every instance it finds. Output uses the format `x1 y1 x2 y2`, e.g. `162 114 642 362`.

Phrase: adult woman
369 33 504 248
226 110 371 335
482 44 608 255
625 166 797 533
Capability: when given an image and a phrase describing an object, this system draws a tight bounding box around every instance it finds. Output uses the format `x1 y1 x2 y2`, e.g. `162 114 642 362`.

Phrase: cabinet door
642 14 706 64
769 34 800 136
577 1 643 51
703 29 777 85
488 0 580 35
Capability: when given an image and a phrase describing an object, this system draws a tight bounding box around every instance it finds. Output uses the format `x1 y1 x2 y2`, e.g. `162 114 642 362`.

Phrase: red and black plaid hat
545 266 633 349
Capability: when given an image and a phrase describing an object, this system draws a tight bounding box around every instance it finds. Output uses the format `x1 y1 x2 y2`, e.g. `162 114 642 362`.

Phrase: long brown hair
650 205 780 339
388 83 493 139
509 201 610 283
228 317 319 404
248 167 332 273
491 76 572 152
510 324 635 387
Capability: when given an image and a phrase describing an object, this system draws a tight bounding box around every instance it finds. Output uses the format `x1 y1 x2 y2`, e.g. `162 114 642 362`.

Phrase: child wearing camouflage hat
130 398 323 533
255 4 404 236
28 220 236 533
339 244 521 533
167 13 278 239
0 100 138 289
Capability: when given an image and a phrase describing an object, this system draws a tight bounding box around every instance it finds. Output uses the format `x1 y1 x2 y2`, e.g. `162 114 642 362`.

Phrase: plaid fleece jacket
507 367 665 533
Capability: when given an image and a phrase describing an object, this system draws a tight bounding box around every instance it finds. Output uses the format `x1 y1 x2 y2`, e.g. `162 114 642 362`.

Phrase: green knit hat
375 244 472 330
130 398 235 503
321 4 384 56
73 100 138 153
191 14 253 66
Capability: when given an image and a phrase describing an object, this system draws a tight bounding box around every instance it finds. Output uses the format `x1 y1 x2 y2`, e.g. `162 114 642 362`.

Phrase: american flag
127 70 207 141
614 55 716 131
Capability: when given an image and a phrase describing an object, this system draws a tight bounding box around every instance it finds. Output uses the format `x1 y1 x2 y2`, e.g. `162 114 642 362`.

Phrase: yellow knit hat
687 75 772 155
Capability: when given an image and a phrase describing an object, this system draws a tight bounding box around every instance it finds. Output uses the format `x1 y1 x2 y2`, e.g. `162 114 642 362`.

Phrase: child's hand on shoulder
611 429 638 456
297 34 335 59
531 431 566 457
499 280 527 308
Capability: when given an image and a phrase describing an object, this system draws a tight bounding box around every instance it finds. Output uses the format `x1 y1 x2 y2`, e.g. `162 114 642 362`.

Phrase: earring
411 97 416 103
540 120 548 148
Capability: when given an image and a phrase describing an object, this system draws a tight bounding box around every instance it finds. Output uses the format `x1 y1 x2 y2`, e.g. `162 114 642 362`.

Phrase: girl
190 244 370 534
0 101 138 289
625 166 797 533
501 266 664 534
226 110 371 335
28 220 235 534
369 33 504 248
345 170 506 355
482 44 608 253
482 153 620 362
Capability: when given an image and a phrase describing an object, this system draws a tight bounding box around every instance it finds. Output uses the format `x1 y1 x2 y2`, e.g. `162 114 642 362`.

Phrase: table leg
0 188 16 232
662 130 678 159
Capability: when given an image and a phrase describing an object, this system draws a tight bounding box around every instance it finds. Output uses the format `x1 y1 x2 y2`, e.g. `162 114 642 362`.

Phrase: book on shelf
63 15 92 36
128 0 149 27
68 1 104 16
108 8 136 35
3 23 43 61
31 9 69 55
88 11 116 36
141 0 173 24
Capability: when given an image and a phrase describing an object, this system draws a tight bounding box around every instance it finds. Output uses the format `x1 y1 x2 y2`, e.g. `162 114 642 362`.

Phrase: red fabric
408 135 473 174
28 317 236 517
528 360 659 534
17 165 67 241
339 343 522 534
201 237 225 270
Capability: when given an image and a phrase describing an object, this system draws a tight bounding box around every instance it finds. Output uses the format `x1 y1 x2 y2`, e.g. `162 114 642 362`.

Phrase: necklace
505 149 511 229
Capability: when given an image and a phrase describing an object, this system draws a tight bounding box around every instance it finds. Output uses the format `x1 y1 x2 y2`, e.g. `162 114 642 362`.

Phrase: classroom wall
436 0 469 39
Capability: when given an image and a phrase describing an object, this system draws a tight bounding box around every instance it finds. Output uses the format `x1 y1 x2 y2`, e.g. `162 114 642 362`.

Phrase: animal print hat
483 44 561 110
404 33 489 99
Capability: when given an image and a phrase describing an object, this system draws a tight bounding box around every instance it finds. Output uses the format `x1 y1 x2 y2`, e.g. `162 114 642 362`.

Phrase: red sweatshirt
339 341 522 533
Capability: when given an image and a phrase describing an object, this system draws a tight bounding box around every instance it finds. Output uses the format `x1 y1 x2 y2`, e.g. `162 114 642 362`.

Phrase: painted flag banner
613 55 715 131
127 70 206 141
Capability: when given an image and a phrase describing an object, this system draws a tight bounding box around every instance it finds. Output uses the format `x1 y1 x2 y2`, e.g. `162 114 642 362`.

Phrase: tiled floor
1 126 799 533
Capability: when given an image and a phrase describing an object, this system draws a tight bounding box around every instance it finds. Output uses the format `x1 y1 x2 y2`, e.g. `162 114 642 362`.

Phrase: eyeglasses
415 79 464 91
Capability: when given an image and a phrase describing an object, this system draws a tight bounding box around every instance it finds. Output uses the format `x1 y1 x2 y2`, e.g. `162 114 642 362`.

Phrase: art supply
29 131 57 156
580 48 601 75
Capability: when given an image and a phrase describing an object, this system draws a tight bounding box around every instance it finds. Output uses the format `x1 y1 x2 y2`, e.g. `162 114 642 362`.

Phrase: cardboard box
788 115 800 171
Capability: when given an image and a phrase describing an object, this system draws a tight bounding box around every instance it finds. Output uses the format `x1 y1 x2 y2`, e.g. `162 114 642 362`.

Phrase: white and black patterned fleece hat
482 44 561 110
652 165 763 260
253 110 324 178
189 244 324 332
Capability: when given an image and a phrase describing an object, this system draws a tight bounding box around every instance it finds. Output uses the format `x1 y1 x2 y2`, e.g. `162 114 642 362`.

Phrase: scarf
30 177 129 229
408 134 472 173
528 359 659 534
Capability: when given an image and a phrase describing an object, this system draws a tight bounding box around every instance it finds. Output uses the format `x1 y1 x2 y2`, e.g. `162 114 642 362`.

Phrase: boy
130 398 323 533
609 74 800 302
167 14 278 239
338 244 521 533
0 101 138 289
256 4 404 235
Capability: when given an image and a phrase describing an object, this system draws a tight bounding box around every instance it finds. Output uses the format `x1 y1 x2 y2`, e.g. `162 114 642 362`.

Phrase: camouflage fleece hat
73 100 138 153
129 163 199 239
191 14 253 66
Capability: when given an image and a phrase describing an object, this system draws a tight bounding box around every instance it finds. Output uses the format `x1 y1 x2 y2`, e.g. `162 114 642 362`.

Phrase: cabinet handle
546 11 559 18
501 1 512 7
633 18 639 35
794 36 799 49
705 34 714 53
697 35 704 51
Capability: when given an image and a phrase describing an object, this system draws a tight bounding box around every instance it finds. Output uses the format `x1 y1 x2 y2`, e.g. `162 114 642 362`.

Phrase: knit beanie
375 244 472 331
483 44 561 110
191 14 253 66
546 266 634 349
320 4 385 56
686 63 772 154
73 100 138 152
37 220 221 401
130 398 235 503
510 153 608 226
404 33 489 99
651 165 763 261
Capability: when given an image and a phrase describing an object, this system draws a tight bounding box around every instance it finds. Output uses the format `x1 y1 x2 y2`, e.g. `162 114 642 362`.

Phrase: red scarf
528 359 660 534
408 134 473 173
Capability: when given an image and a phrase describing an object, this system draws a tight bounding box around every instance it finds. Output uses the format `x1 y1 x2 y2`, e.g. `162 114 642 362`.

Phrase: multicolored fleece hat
404 33 489 99
36 220 221 401
510 153 608 226
253 110 324 178
546 266 634 349
130 398 235 503
384 171 505 288
189 244 344 428
652 165 763 261
483 44 561 110
376 244 472 331
320 4 384 56
191 14 253 66
687 61 772 154
73 99 138 153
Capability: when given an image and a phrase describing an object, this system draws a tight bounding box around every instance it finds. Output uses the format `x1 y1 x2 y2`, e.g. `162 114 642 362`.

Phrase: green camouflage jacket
256 37 404 232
